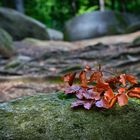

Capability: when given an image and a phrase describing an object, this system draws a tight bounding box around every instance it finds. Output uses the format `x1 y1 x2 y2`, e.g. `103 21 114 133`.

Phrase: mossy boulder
133 36 140 44
0 8 49 40
48 28 64 40
0 92 140 140
64 10 140 41
0 28 16 58
125 22 140 34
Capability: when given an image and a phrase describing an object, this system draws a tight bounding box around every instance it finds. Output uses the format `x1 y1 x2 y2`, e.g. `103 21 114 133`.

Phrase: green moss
115 12 128 28
0 28 15 58
0 92 140 140
133 36 140 45
125 23 140 33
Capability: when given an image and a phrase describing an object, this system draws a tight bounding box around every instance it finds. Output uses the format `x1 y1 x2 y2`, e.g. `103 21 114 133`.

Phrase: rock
133 36 140 44
4 58 22 70
48 28 64 40
125 22 140 33
122 13 140 25
64 10 140 41
0 28 16 58
0 8 49 40
0 92 140 140
4 55 32 70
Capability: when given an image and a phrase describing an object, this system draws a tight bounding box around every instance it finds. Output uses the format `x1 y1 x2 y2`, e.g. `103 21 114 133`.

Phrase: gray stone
0 28 16 58
64 10 140 41
122 13 140 25
48 28 64 40
0 8 49 40
125 22 140 33
0 92 140 140
133 35 140 44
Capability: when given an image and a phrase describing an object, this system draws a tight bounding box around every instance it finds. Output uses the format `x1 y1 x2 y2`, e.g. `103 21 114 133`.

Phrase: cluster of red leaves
63 65 140 110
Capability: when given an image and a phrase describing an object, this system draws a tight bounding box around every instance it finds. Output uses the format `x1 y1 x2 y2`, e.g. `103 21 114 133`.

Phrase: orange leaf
109 97 117 108
106 76 120 84
95 80 110 92
105 76 120 89
120 74 138 86
127 92 140 99
120 74 126 86
125 74 138 85
63 72 76 86
130 87 140 93
117 94 128 106
87 89 101 100
118 87 126 94
79 71 87 88
84 65 91 72
127 87 140 99
89 71 102 82
104 88 114 101
95 98 110 109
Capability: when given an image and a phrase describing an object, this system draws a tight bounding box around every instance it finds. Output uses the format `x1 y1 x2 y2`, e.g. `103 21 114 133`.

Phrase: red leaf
120 74 126 86
89 71 102 82
104 88 114 101
95 98 110 109
84 65 91 72
127 87 140 99
71 100 95 110
80 89 91 99
94 80 110 93
130 87 140 93
76 89 86 99
109 96 117 108
64 85 80 94
105 76 120 89
63 72 76 86
71 100 83 108
63 65 140 110
117 94 128 106
118 87 126 94
79 71 88 88
84 101 94 110
125 74 138 85
127 92 140 99
120 74 138 86
87 89 101 100
105 76 120 84
76 89 101 100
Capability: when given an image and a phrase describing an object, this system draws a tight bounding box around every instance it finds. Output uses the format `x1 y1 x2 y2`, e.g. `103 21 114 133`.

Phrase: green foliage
24 0 75 30
127 0 140 14
77 5 98 15
14 0 140 30
24 0 100 30
77 0 99 15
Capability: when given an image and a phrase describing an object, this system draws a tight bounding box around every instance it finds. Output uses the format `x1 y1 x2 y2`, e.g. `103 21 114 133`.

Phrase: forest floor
0 31 140 102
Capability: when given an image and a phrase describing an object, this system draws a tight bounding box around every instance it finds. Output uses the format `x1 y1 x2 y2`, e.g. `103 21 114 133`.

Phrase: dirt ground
0 31 140 102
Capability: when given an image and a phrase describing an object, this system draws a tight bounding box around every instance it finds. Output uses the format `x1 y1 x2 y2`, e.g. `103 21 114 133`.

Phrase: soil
0 31 140 102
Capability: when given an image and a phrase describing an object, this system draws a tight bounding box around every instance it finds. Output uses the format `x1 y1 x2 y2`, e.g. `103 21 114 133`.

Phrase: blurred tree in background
24 0 98 29
1 0 24 13
24 0 75 30
0 0 140 30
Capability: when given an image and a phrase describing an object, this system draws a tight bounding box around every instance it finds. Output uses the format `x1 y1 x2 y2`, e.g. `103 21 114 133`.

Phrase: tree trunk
99 0 105 11
1 0 15 8
1 0 24 14
111 0 115 10
14 0 24 13
71 0 78 15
